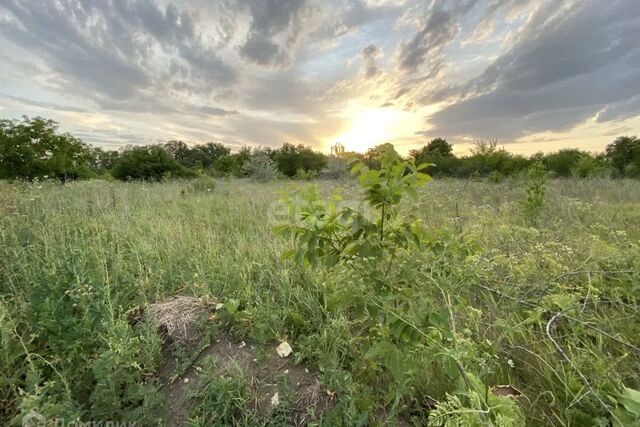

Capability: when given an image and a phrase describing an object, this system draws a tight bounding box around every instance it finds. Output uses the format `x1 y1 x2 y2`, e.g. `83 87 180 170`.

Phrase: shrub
111 146 195 181
241 149 278 181
521 161 547 224
606 135 640 177
320 155 351 179
273 143 327 177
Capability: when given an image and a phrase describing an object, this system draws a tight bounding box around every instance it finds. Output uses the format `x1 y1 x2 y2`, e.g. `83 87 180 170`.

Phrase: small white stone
276 341 293 358
183 378 189 383
239 341 246 348
271 392 280 407
284 369 289 374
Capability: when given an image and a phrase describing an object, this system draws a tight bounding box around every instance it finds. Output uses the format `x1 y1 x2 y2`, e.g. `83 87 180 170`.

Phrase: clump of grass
187 358 256 427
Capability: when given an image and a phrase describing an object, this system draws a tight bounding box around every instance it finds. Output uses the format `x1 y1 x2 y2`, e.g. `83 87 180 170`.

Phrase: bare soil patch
148 296 332 426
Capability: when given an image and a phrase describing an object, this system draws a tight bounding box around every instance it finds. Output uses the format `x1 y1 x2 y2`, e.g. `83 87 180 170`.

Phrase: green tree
605 135 640 177
410 138 459 177
0 116 92 181
364 143 397 169
88 147 120 172
111 146 194 181
163 141 230 169
543 149 591 178
195 142 230 168
273 143 326 177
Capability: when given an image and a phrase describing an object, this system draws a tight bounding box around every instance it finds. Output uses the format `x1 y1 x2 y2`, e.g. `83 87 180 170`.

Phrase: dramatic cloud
396 0 471 74
422 0 640 140
238 0 314 67
0 0 638 152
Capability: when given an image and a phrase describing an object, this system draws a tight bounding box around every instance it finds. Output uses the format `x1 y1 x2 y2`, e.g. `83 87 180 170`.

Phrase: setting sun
335 107 416 153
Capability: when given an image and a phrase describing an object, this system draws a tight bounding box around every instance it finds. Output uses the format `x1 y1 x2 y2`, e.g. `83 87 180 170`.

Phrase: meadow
1 175 639 426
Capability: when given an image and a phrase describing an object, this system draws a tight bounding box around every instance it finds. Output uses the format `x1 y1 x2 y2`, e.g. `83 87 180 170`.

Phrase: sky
0 0 639 155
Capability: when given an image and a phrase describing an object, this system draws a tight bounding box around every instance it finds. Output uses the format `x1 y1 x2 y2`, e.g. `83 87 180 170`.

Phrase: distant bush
521 161 547 224
606 135 640 177
164 140 230 169
573 155 609 178
111 146 195 181
294 168 318 180
241 149 278 181
273 143 326 177
320 155 351 179
543 149 590 177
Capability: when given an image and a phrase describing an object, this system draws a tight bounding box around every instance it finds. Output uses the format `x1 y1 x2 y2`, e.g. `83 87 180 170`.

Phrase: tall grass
1 177 639 425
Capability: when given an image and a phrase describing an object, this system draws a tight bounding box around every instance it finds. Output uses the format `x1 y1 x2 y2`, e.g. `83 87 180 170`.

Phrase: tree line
1 116 639 182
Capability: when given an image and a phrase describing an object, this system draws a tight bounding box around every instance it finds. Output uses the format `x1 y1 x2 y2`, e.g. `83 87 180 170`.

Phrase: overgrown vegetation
1 115 640 425
1 170 639 425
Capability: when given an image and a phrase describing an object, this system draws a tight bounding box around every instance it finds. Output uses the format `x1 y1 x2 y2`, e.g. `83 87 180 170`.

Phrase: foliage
520 161 547 224
573 154 608 178
276 167 639 424
320 155 351 179
88 147 120 172
276 146 431 267
0 116 93 181
2 138 640 425
606 135 640 177
543 149 590 177
164 140 230 169
111 145 195 181
363 142 397 169
210 147 251 177
241 149 278 181
273 143 327 177
410 138 461 178
4 116 639 183
89 319 165 423
294 167 318 180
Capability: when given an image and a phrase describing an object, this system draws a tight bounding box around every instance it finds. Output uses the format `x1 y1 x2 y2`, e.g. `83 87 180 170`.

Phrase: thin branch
545 310 620 424
477 283 640 354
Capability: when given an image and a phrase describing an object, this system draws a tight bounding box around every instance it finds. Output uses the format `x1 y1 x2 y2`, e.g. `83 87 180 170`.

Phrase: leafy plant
520 161 547 224
276 146 432 268
241 149 278 182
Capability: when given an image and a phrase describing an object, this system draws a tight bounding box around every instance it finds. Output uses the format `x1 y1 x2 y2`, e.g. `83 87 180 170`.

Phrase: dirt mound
146 295 214 346
148 296 332 426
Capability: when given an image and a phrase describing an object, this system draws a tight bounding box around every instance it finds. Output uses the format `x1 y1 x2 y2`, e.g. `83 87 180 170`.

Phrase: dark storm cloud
423 0 640 139
397 0 478 74
237 0 314 67
0 0 236 105
361 45 381 79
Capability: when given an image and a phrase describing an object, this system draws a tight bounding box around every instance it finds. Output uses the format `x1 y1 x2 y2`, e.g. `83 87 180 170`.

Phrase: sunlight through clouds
0 0 637 152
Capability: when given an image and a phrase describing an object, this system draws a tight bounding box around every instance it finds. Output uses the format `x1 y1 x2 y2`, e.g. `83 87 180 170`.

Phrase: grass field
1 177 640 426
